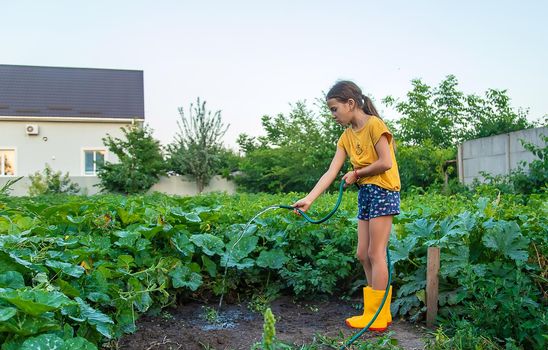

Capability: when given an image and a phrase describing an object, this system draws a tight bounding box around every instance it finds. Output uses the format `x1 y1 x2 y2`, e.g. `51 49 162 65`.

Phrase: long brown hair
326 80 380 117
326 80 396 151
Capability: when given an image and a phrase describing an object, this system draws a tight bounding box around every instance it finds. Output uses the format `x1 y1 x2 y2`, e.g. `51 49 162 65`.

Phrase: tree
97 125 166 194
167 98 229 193
383 75 535 148
384 75 467 148
465 89 532 140
235 100 345 193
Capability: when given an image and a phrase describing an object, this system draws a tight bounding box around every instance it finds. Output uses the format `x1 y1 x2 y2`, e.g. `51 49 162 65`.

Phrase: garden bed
117 296 427 350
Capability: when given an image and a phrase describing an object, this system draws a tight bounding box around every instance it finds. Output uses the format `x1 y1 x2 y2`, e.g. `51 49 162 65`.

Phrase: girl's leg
356 219 372 286
368 215 393 290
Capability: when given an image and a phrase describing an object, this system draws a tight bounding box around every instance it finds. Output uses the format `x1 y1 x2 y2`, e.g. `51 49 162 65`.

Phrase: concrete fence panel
458 126 547 185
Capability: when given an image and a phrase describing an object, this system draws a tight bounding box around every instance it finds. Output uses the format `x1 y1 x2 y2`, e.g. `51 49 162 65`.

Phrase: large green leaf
396 267 426 302
226 234 259 261
0 289 74 316
482 221 530 263
19 334 97 350
440 244 469 278
54 279 81 298
190 234 224 256
116 306 137 334
128 278 153 313
0 306 17 321
0 313 60 335
168 265 203 291
74 297 114 339
391 294 420 317
405 218 436 238
220 254 255 269
20 334 64 350
62 337 98 350
0 271 25 289
46 260 85 278
455 211 477 232
171 230 195 257
0 251 31 275
135 225 163 240
389 235 417 264
66 215 86 224
256 249 288 269
201 255 217 277
170 207 201 222
113 230 140 249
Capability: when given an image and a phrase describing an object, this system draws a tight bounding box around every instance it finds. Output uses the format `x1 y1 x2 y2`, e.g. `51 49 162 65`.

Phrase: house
0 64 144 195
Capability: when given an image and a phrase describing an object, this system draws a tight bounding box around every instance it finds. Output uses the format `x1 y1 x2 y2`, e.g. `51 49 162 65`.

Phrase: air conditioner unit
26 124 39 135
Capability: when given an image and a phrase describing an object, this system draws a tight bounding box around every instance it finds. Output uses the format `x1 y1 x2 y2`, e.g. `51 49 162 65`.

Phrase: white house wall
0 120 129 176
0 175 236 196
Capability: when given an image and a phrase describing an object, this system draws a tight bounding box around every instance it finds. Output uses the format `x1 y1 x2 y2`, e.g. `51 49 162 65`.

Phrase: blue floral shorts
357 184 400 220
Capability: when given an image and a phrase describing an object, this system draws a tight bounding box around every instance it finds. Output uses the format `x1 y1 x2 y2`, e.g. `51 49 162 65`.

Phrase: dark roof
0 64 144 119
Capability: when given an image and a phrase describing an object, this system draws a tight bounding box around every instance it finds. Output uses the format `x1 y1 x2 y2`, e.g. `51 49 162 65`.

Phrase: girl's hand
291 197 312 214
342 170 359 187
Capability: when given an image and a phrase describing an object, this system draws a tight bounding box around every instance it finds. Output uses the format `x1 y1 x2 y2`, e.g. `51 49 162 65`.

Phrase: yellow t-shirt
337 116 401 191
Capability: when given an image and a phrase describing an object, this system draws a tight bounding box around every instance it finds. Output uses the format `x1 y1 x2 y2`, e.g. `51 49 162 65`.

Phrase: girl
292 80 400 331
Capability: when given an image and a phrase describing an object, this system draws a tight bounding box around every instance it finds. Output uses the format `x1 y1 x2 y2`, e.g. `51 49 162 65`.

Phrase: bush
97 125 166 194
396 141 456 190
28 164 80 195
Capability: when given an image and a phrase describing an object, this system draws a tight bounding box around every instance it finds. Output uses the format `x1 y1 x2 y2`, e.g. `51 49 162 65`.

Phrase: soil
115 296 428 350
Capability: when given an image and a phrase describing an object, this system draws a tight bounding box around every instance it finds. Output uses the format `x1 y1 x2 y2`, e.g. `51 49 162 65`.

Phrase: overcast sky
3 0 547 149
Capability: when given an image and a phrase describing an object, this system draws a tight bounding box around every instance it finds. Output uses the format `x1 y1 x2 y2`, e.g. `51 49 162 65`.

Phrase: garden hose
277 179 393 349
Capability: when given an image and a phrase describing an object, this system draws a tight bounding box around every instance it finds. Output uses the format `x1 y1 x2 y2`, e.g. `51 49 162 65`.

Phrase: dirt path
116 296 428 350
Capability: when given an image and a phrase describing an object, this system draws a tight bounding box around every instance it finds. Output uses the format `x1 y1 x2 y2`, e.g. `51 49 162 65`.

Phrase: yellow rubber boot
345 287 389 331
344 286 371 326
382 285 392 326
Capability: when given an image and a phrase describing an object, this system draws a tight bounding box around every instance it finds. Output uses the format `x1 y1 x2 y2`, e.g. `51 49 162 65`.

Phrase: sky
2 0 547 150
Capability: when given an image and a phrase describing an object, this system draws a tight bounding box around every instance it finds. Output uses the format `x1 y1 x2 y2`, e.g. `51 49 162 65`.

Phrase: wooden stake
426 246 440 328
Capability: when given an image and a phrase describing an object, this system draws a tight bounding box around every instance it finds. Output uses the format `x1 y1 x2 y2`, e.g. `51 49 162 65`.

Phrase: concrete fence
457 126 547 185
0 175 236 197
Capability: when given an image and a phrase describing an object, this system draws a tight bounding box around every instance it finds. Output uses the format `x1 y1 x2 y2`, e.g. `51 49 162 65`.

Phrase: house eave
0 116 145 124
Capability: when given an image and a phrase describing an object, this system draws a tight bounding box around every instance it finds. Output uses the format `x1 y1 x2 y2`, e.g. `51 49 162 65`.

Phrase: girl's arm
353 134 392 178
292 146 346 212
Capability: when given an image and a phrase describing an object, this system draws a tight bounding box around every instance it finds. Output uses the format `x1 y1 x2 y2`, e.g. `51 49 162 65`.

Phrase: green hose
277 179 393 349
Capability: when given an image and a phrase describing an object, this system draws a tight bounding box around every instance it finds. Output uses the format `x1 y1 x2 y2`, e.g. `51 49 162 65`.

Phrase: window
84 150 106 175
0 149 16 176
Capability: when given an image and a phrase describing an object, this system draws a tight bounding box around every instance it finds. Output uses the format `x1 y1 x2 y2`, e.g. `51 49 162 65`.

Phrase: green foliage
392 189 547 349
383 76 465 148
465 89 533 140
383 75 535 148
426 323 506 350
233 76 538 193
0 186 545 348
297 331 403 350
235 100 345 193
97 125 166 194
201 305 218 323
396 141 455 190
508 135 548 194
216 147 242 179
262 308 276 349
252 308 292 350
28 164 80 196
167 98 229 193
0 177 23 196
